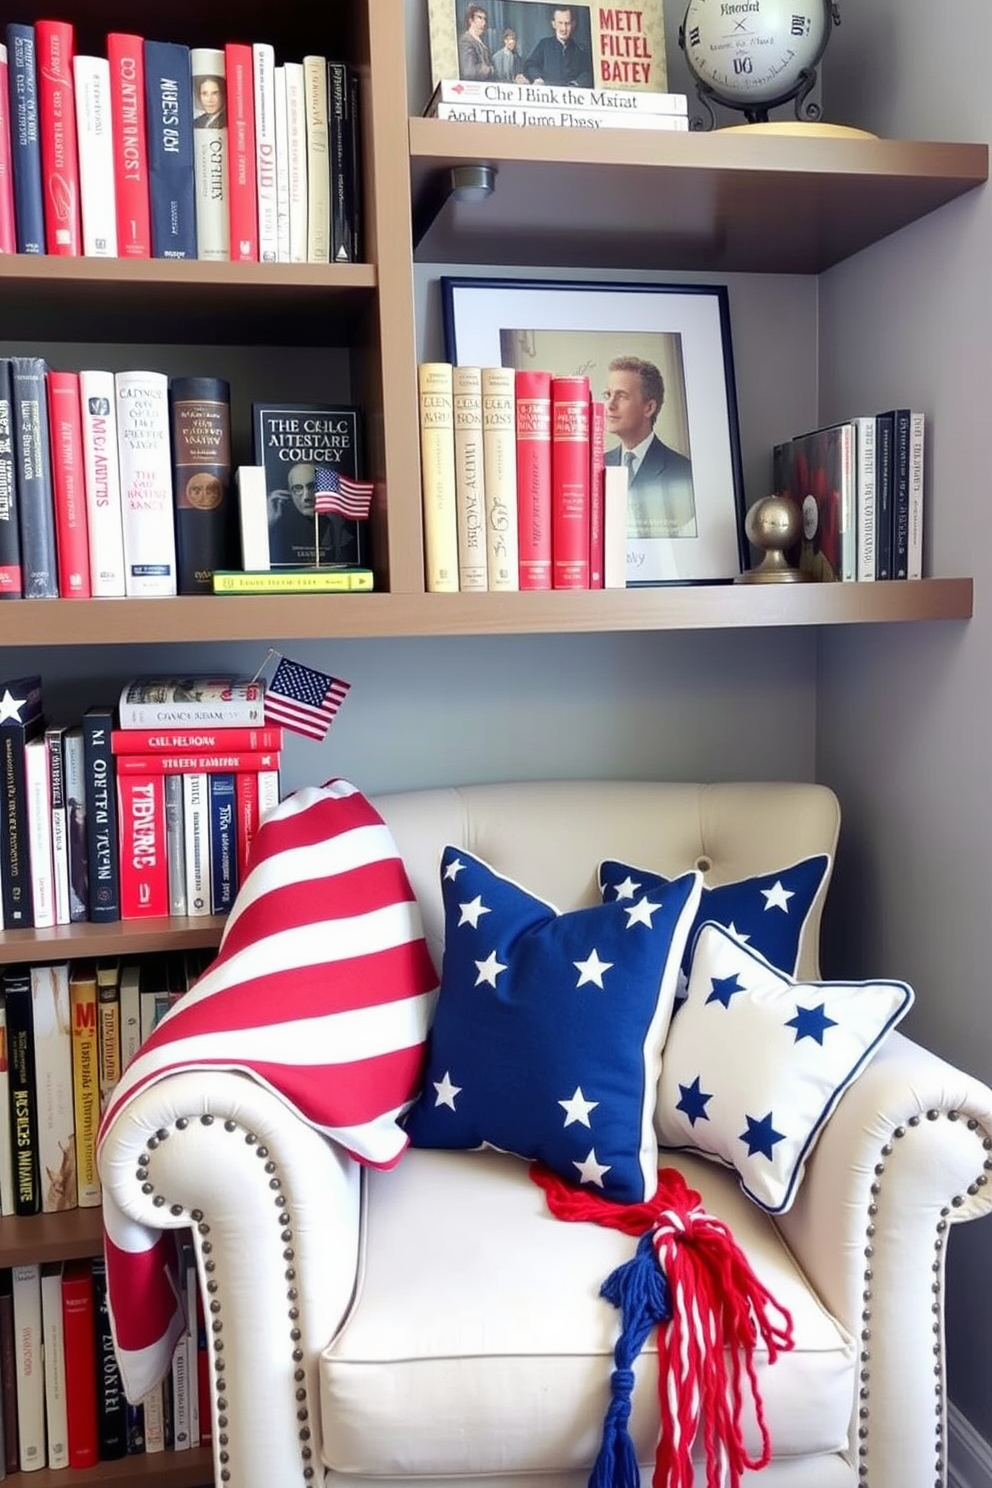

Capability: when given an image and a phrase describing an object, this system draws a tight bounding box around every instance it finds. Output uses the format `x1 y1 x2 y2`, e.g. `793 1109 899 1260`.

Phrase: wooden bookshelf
0 915 225 967
7 1449 213 1487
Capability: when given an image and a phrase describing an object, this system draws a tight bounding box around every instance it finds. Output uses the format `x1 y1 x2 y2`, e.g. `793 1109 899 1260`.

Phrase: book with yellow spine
212 567 373 594
482 365 519 591
417 362 459 592
68 963 101 1208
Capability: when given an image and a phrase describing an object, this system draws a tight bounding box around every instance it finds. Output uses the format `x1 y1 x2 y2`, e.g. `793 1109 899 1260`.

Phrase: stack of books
425 78 688 133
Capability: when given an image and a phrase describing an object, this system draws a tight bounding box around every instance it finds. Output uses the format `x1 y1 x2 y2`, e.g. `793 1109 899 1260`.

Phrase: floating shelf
0 916 226 966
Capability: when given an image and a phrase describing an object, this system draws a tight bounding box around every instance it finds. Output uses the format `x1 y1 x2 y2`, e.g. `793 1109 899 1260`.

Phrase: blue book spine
5 25 45 254
10 356 57 597
144 40 196 259
207 771 237 913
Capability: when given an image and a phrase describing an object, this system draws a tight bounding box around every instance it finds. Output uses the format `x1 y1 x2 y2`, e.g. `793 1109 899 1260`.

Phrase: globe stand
735 495 813 585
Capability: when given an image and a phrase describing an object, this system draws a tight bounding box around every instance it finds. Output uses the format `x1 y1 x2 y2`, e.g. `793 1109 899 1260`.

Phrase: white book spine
171 1329 191 1448
12 1264 45 1472
257 769 281 824
62 727 88 923
115 370 178 596
482 366 519 591
284 61 308 263
185 1249 201 1446
451 365 488 591
190 48 230 261
303 56 329 264
273 65 290 263
433 100 689 130
79 369 126 597
0 1003 15 1217
40 1263 68 1470
236 465 270 570
853 415 876 583
46 727 70 926
907 411 925 581
603 465 629 588
183 771 210 916
118 962 142 1070
31 962 76 1213
23 737 55 929
431 78 689 114
165 773 187 915
252 42 278 263
73 56 118 257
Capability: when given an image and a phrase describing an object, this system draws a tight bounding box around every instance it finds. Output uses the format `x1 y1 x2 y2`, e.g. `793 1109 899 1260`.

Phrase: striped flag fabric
314 464 374 521
96 779 438 1402
263 656 351 740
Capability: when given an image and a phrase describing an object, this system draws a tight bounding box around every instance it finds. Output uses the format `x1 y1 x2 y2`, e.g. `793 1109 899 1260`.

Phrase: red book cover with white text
225 41 258 261
106 33 151 258
61 1259 99 1468
116 774 169 918
0 46 16 253
551 375 591 589
589 397 606 589
36 19 82 255
235 770 259 882
112 726 283 754
116 750 281 776
47 370 91 598
515 369 552 590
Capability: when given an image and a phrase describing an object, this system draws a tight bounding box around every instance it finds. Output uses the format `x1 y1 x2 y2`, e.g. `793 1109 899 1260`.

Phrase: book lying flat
212 567 373 594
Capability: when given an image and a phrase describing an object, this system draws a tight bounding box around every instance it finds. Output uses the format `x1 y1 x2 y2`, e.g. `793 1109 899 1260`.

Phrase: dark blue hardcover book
0 358 22 599
82 705 120 923
10 356 57 597
887 407 911 581
207 770 237 913
91 1258 127 1458
873 411 895 581
5 25 45 254
0 675 43 928
144 40 196 259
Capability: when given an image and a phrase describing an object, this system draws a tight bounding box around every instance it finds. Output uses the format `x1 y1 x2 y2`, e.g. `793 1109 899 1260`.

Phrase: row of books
425 76 689 132
0 1249 209 1473
0 362 372 600
0 23 360 263
774 410 925 583
0 676 281 932
418 361 629 594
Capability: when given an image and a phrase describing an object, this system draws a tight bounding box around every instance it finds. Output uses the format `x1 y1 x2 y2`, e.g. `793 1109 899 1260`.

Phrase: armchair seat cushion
319 1148 855 1479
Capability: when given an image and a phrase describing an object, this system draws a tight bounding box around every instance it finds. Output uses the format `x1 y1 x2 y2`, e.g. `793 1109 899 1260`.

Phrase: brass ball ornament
735 493 813 584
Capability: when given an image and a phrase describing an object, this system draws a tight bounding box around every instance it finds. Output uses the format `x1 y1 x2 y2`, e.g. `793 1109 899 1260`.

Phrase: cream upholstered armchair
98 780 992 1488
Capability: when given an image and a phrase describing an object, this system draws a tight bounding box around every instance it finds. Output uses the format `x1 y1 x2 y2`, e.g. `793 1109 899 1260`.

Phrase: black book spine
0 1273 18 1473
890 408 911 581
874 412 894 581
168 376 235 594
3 970 41 1216
328 61 353 264
82 707 120 923
0 713 44 928
0 358 22 599
349 70 362 263
91 1259 127 1459
9 356 57 597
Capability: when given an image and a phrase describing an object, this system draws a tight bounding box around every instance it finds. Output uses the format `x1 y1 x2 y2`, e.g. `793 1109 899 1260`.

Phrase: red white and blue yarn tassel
530 1165 795 1488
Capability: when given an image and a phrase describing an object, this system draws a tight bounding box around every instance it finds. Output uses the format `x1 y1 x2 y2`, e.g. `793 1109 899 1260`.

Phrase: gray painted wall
818 0 992 1441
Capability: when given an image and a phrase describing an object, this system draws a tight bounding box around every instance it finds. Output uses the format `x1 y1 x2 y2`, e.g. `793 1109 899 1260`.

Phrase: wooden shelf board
0 917 225 966
0 1447 212 1486
0 1204 107 1266
409 121 988 272
0 578 972 645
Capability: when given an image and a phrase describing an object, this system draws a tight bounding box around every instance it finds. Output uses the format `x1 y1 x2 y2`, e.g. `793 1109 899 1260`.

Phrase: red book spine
0 49 16 253
235 770 259 882
61 1260 98 1469
225 42 258 262
111 726 283 754
116 773 169 918
47 371 91 598
36 19 82 256
551 375 591 589
107 33 151 258
515 369 552 590
589 397 606 590
116 750 281 776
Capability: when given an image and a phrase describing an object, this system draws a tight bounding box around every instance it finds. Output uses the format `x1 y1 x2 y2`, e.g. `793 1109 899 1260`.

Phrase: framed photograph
441 277 746 585
425 1 669 96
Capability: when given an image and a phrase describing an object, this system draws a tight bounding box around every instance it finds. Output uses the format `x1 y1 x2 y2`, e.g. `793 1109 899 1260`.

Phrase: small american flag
263 657 351 741
314 465 374 521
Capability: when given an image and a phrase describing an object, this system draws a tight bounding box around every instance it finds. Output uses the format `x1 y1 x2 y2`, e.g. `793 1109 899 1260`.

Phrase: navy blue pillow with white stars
656 921 914 1213
403 847 703 1204
599 854 831 989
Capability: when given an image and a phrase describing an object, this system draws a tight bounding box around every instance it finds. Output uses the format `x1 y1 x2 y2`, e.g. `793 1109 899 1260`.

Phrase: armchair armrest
775 1030 992 1488
99 1068 362 1488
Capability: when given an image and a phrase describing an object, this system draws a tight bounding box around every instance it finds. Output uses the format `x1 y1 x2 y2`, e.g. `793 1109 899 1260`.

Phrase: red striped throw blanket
96 779 438 1402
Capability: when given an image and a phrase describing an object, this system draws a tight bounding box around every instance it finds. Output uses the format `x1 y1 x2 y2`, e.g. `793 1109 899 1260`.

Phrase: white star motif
0 688 28 725
444 857 466 881
574 949 614 988
625 895 661 929
433 1072 461 1109
573 1148 611 1187
559 1087 599 1128
457 895 490 929
474 951 507 988
612 875 641 901
725 921 751 943
761 881 795 914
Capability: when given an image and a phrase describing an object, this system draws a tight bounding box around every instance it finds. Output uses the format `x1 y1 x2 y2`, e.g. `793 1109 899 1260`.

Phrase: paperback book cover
774 421 856 583
250 402 368 569
427 77 687 112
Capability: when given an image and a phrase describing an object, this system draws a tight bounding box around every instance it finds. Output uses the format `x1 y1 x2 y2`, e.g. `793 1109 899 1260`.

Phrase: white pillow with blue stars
403 847 703 1204
599 854 831 992
656 921 914 1213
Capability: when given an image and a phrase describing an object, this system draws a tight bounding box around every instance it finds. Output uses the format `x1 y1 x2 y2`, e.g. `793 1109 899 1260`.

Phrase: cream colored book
482 366 519 591
417 362 459 593
252 42 277 263
451 365 488 592
273 65 290 262
12 1264 45 1470
303 55 330 264
31 962 76 1213
69 963 101 1207
191 47 230 260
284 61 308 262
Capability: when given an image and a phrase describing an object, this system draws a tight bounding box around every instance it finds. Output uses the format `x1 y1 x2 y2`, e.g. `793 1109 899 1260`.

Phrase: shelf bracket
412 164 497 251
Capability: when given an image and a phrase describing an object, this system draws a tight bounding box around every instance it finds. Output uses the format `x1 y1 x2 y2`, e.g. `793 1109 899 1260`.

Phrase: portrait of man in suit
603 355 697 538
521 5 594 88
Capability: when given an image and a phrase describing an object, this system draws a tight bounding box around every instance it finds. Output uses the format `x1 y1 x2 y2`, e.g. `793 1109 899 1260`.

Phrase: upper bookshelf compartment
409 122 989 274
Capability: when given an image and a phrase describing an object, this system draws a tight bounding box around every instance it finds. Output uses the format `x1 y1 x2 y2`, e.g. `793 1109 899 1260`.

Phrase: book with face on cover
250 402 369 570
